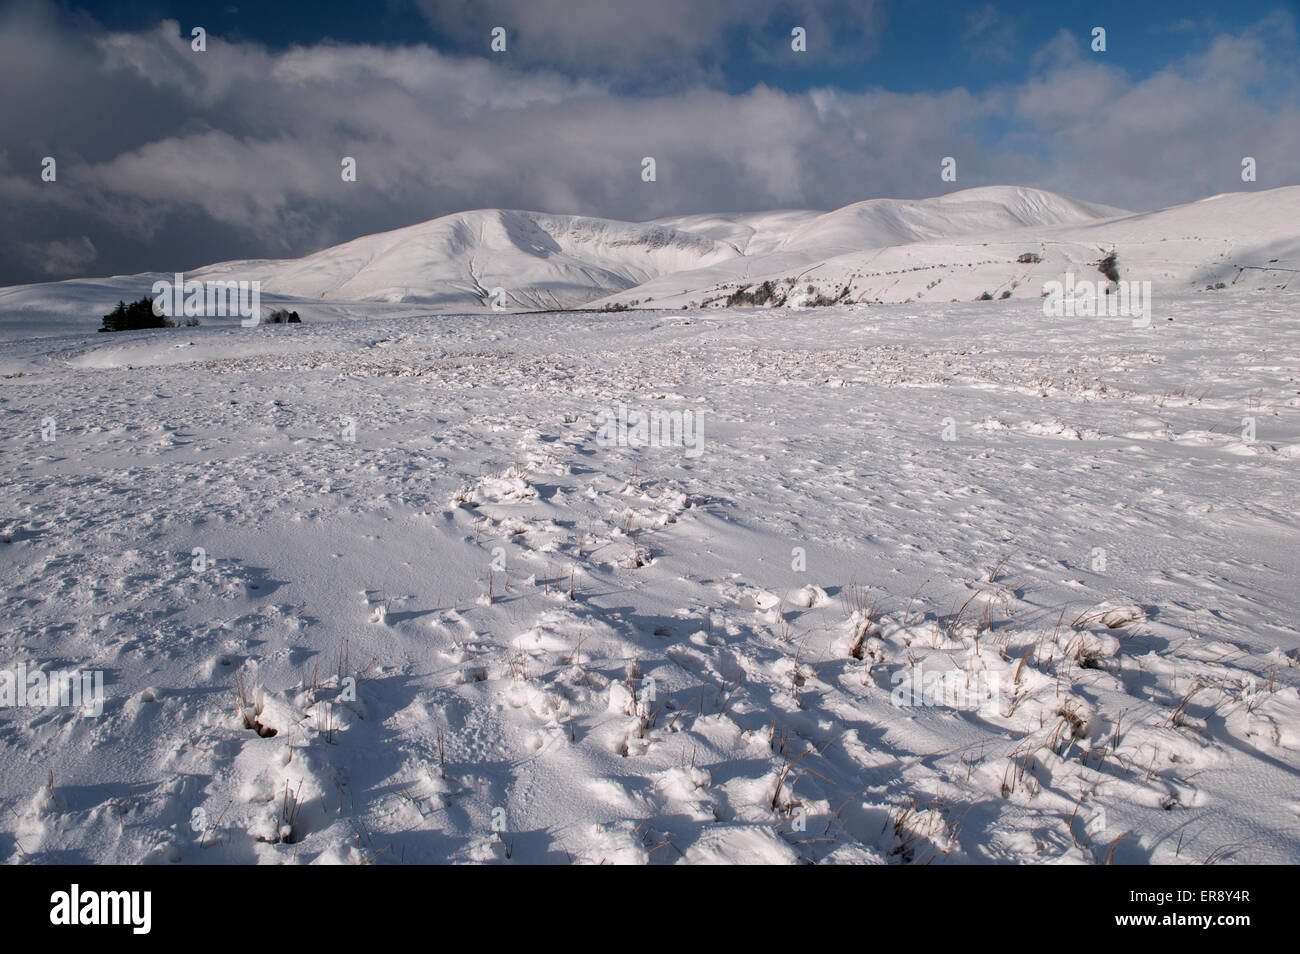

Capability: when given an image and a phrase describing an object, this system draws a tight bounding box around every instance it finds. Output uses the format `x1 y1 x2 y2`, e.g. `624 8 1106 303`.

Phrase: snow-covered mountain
192 209 745 311
646 210 825 257
2 185 1298 328
773 186 1127 255
191 187 1123 312
138 184 1300 310
591 185 1300 310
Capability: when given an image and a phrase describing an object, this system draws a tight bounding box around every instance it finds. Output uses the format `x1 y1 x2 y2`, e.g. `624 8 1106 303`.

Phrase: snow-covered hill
600 185 1300 310
192 209 745 311
193 187 1125 311
2 185 1298 331
774 186 1127 255
0 209 742 332
646 210 824 257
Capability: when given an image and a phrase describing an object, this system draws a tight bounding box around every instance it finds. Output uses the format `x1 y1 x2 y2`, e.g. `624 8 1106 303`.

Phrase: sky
2 0 1298 285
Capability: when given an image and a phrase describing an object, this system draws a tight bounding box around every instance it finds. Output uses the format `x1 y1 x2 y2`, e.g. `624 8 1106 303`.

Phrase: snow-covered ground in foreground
1 292 1298 864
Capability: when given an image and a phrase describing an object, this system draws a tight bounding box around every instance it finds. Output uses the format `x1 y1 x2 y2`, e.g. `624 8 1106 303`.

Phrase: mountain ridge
3 184 1298 325
187 185 1136 310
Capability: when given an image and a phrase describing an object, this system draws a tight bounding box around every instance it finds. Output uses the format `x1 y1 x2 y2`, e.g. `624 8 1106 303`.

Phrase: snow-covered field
2 288 1298 865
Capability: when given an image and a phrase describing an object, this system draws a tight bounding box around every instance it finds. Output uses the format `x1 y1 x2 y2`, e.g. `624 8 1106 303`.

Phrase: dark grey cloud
412 0 888 85
1 1 1297 286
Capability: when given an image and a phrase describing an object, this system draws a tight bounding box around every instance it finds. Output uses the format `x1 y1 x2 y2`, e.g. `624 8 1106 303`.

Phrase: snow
594 184 1300 309
7 185 1293 335
0 186 1127 330
648 210 826 257
192 210 744 312
1 275 1298 863
772 185 1127 255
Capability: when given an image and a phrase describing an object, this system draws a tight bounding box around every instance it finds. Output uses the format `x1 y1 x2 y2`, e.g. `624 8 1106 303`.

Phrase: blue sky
2 0 1298 284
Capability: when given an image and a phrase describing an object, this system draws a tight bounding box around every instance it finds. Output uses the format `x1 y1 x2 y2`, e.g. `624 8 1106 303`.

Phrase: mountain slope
647 210 824 256
193 209 745 311
595 185 1129 308
5 185 1299 328
595 185 1300 310
774 185 1128 254
191 186 1126 311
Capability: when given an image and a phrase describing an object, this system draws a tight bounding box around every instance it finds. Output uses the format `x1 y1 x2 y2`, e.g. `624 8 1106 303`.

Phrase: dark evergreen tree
99 297 172 333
